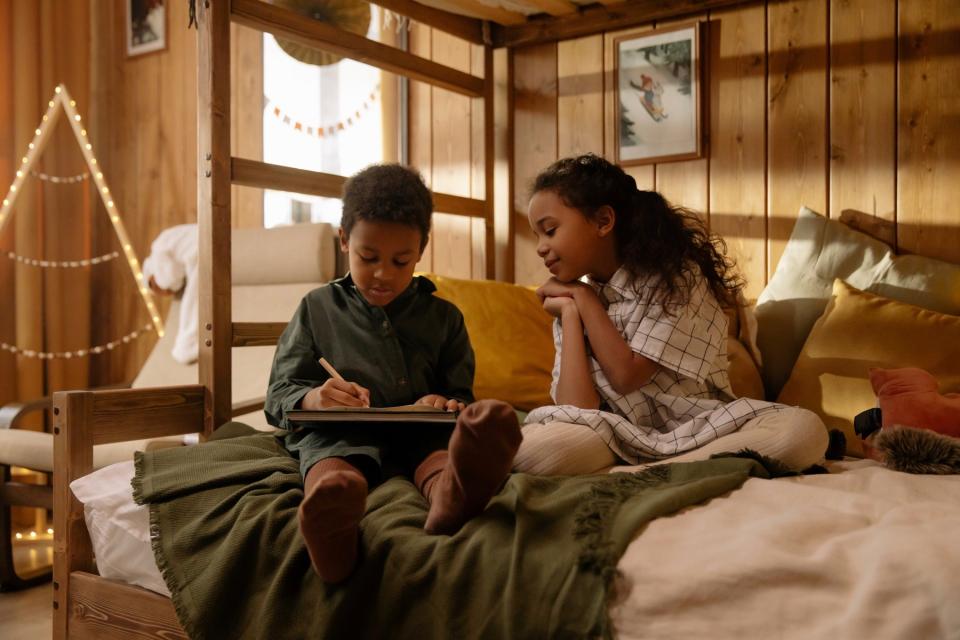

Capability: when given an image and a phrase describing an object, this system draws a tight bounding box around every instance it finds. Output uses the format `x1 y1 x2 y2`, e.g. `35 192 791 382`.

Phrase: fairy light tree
0 84 164 361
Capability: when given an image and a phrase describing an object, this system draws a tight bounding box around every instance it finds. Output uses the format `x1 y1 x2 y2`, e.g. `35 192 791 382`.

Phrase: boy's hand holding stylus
303 379 371 409
301 357 371 409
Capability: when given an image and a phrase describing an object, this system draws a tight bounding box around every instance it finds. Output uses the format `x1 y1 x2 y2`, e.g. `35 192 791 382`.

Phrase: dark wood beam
490 0 758 48
231 158 487 218
0 483 52 509
232 0 484 97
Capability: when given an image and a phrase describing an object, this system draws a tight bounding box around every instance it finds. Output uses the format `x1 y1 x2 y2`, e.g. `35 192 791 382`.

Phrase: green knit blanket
133 423 778 640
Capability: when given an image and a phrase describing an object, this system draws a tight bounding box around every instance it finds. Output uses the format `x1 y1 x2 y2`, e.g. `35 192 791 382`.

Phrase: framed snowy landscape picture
615 23 704 166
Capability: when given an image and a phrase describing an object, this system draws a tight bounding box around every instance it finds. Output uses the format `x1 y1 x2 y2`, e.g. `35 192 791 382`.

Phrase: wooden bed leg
52 391 96 640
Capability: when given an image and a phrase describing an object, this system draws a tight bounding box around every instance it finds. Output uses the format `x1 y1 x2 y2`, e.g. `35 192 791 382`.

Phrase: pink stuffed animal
862 367 960 474
869 367 960 439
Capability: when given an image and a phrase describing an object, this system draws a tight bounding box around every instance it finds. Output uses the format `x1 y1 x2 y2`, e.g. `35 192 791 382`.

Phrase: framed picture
127 0 167 58
614 22 704 166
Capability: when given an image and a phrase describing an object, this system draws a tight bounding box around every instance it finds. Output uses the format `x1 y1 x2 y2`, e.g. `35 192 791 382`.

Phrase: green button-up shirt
265 274 475 429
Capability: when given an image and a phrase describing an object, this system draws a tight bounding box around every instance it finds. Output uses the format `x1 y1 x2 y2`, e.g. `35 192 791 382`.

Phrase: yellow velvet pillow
724 302 765 401
425 274 555 411
777 279 960 456
728 339 764 401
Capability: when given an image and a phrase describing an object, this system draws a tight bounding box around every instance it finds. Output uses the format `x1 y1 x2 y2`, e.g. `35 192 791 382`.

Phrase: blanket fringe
134 450 206 640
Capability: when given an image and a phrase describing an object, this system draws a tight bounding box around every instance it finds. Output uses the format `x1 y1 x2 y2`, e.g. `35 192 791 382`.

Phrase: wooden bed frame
49 0 757 636
50 1 497 637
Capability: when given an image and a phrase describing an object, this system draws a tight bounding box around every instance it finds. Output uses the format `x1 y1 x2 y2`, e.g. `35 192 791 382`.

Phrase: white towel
142 224 198 364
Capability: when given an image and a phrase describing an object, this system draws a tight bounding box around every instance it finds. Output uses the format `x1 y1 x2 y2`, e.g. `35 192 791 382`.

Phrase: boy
265 164 521 584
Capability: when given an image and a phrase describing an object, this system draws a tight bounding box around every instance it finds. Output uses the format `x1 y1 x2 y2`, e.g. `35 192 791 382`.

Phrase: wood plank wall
0 1 92 409
88 1 262 388
0 0 263 399
409 22 489 278
510 0 960 295
0 1 16 406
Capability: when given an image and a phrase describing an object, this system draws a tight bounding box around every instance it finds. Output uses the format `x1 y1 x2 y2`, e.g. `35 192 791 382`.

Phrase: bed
49 1 960 639
65 453 960 638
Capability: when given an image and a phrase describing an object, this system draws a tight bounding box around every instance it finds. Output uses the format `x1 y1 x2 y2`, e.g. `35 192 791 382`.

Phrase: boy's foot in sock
299 460 368 583
418 400 521 535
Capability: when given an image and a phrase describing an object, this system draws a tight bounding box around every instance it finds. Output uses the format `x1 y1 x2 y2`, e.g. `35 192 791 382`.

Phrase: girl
514 154 827 475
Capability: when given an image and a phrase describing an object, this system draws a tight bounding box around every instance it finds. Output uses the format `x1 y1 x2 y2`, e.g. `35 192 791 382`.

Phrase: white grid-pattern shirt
525 266 784 463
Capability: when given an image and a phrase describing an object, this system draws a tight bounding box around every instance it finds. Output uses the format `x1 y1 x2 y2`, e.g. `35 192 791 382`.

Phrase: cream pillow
777 280 960 456
755 207 960 399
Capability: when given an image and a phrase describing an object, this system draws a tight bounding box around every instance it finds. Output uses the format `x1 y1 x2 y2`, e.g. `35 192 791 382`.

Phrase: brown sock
417 400 521 535
299 457 368 584
414 450 448 500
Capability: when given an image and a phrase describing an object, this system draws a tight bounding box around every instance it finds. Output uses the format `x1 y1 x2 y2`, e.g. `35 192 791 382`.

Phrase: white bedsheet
612 459 960 639
72 459 960 638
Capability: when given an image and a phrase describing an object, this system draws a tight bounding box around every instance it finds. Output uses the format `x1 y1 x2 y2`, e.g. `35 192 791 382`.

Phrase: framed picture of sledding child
614 23 704 166
126 0 167 58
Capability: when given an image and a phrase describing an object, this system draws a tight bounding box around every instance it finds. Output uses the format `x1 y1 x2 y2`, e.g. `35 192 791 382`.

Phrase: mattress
71 459 960 638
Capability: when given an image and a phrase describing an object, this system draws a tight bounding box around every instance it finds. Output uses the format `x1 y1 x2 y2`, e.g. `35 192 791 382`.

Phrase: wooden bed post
51 391 95 640
197 0 233 436
483 45 496 280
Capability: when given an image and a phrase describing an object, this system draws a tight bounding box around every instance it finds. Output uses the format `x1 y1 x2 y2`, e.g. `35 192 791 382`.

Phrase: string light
30 169 89 184
1 322 153 360
5 250 120 268
12 528 55 544
264 83 380 139
0 84 165 340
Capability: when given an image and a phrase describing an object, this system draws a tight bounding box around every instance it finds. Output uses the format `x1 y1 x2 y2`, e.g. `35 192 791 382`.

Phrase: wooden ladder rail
199 0 498 432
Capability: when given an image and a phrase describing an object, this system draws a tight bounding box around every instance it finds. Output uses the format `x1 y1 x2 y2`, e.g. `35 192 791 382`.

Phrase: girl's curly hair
531 154 744 309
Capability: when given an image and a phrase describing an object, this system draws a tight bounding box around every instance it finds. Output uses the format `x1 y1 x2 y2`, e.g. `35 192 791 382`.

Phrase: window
261 9 396 228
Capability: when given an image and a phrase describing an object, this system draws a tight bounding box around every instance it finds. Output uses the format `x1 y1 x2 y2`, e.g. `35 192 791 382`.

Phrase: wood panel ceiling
370 0 758 46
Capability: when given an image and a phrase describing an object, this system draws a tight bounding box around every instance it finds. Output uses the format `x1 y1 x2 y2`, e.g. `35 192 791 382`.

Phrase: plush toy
869 367 960 439
853 367 960 474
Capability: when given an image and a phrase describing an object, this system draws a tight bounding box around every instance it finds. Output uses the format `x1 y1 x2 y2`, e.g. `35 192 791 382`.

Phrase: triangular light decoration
0 84 164 337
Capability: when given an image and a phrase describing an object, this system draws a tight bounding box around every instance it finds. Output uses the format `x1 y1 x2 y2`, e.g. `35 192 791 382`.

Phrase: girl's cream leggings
513 407 829 475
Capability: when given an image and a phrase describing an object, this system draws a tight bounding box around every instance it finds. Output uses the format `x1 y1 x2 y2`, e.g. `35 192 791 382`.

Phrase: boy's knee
460 400 518 432
456 400 521 450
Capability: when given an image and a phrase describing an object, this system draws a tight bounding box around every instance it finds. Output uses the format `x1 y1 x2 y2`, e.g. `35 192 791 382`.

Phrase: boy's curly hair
341 164 433 250
531 154 744 309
